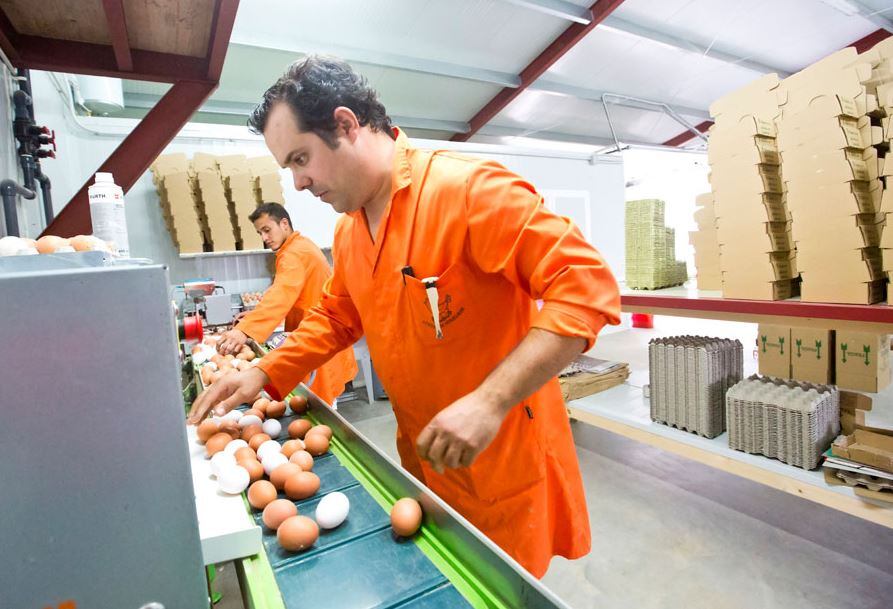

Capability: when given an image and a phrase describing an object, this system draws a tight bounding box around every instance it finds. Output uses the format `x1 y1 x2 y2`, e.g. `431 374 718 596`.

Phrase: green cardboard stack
626 198 688 289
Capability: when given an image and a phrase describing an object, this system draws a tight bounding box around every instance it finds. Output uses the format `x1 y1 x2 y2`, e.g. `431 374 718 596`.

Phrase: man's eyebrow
282 149 304 166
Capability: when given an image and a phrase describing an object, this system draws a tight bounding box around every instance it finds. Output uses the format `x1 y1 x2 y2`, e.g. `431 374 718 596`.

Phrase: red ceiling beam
663 28 893 148
102 0 133 72
0 7 20 62
206 0 239 81
42 80 217 237
451 0 626 142
13 35 207 82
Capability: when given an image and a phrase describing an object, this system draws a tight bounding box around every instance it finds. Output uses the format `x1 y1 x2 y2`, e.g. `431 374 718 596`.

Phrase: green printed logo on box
761 334 785 354
840 342 872 366
798 339 824 360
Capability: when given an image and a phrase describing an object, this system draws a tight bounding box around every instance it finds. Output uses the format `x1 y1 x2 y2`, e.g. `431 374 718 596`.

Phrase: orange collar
347 127 413 224
275 230 300 259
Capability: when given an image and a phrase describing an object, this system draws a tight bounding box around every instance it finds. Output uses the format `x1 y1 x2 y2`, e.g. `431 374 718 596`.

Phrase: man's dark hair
248 55 395 147
249 202 292 228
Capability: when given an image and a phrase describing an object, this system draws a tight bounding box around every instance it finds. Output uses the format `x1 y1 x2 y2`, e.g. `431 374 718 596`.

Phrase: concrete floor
214 317 893 608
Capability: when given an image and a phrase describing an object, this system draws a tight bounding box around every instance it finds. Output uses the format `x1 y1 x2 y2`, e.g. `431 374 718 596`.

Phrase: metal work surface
218 382 568 609
1 260 207 608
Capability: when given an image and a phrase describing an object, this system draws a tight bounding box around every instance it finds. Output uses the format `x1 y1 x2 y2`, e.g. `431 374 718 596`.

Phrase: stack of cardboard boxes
708 74 798 300
149 153 205 254
217 155 265 251
777 45 889 304
248 156 286 206
689 193 721 290
625 198 687 289
151 153 285 254
758 324 891 392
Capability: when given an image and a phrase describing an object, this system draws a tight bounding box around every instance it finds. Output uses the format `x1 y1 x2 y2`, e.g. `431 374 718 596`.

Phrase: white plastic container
87 172 130 257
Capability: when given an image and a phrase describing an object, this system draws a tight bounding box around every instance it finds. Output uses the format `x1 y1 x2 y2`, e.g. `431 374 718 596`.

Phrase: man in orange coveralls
216 202 357 405
190 56 620 577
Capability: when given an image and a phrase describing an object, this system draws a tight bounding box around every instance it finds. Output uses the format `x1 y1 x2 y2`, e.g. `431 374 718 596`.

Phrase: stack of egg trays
648 335 743 438
726 375 840 470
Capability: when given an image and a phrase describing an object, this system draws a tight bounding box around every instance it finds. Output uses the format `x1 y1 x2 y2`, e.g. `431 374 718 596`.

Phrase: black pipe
19 153 35 192
1 179 36 238
33 162 53 225
17 68 34 121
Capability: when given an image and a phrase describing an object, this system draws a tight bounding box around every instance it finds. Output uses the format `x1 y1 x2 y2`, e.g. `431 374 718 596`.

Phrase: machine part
1 257 207 608
12 70 56 229
1 178 36 237
600 92 709 154
204 293 234 326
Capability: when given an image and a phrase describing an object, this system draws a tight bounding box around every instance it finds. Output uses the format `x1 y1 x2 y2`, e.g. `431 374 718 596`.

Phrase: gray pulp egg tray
726 375 840 470
648 335 743 439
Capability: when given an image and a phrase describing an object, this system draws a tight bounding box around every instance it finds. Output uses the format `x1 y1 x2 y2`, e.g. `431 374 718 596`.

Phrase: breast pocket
403 261 470 345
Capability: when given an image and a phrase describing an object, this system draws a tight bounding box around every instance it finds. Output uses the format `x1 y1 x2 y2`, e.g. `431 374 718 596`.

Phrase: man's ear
333 106 360 141
279 218 291 232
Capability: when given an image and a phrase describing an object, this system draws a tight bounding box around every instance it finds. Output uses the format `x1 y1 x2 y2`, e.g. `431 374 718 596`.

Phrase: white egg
217 465 250 494
315 491 350 529
55 245 76 253
262 418 281 438
262 452 288 475
239 414 262 429
210 452 236 477
206 361 219 371
0 236 25 256
223 439 248 456
257 439 282 461
224 410 244 422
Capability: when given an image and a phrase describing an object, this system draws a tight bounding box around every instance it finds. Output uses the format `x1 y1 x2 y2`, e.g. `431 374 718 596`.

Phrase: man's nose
293 172 311 191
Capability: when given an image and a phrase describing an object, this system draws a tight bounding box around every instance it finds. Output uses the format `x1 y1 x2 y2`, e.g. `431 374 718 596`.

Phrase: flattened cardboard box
791 327 834 384
709 74 781 124
832 429 893 473
836 330 892 392
777 115 873 151
758 324 791 378
799 277 885 305
786 179 881 215
722 276 796 301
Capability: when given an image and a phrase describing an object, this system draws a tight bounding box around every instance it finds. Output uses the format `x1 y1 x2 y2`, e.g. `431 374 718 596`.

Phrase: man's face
253 213 291 251
264 102 364 214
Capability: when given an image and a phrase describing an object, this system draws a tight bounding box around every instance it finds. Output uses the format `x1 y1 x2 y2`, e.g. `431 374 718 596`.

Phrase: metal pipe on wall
1 179 35 237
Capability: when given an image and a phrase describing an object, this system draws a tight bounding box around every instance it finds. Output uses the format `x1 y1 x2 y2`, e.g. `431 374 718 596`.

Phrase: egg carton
726 375 840 470
648 335 743 438
833 470 893 492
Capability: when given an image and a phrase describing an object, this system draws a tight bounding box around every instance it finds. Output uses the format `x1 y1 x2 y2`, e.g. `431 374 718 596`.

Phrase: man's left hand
416 390 506 473
218 328 248 355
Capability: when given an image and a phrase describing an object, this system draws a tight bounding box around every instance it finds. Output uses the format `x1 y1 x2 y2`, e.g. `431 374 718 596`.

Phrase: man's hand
416 390 507 473
217 328 249 355
187 367 269 424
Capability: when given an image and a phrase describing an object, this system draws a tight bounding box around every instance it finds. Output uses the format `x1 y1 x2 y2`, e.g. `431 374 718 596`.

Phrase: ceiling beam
500 0 591 24
229 40 520 88
101 0 132 72
842 1 893 34
663 28 893 147
530 80 711 120
476 124 617 146
206 0 240 81
124 92 471 133
600 16 790 76
452 0 627 142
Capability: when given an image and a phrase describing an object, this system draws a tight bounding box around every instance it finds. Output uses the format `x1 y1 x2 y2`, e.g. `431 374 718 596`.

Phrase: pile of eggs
194 392 423 553
241 291 264 307
194 340 260 386
0 234 113 257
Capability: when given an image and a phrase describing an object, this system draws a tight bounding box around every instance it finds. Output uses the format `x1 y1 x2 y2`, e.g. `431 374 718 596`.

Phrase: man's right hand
217 328 249 355
188 367 269 424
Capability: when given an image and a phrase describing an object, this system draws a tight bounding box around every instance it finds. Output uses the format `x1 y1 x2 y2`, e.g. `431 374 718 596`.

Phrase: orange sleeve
465 160 621 350
235 250 306 343
256 224 364 396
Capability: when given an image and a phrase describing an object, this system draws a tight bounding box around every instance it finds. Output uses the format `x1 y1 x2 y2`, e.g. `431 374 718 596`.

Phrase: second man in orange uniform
216 203 357 405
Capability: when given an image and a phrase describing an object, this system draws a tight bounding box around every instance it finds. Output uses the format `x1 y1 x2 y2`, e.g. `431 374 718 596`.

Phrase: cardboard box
722 276 796 300
710 164 784 194
799 277 885 305
797 246 883 282
777 115 872 151
791 327 834 384
708 134 779 166
713 192 788 223
836 330 892 392
709 74 782 124
792 213 885 249
832 429 893 472
787 179 881 215
758 324 791 377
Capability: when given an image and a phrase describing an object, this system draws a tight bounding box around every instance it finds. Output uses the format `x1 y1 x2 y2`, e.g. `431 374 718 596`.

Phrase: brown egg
242 459 264 483
236 351 252 361
289 450 314 471
288 419 313 439
243 408 266 421
205 432 231 457
242 350 256 362
35 235 70 254
218 420 241 439
280 439 304 458
196 419 219 444
270 463 303 490
247 480 278 510
262 499 298 530
266 400 287 419
224 354 235 361
288 395 308 415
252 398 271 415
248 433 272 451
241 424 264 442
200 366 214 386
210 354 225 366
284 471 320 500
390 498 423 537
307 425 332 440
277 515 318 552
304 433 330 456
234 447 257 462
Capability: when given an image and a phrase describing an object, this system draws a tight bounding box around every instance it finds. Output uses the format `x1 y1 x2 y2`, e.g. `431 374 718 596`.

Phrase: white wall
26 71 626 295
